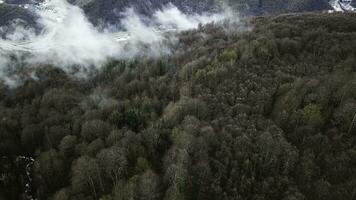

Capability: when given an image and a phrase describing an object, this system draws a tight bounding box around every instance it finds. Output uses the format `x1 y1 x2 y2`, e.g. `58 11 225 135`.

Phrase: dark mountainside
0 0 216 27
1 12 356 200
0 0 351 27
0 4 36 27
74 0 216 25
63 0 340 25
229 0 331 15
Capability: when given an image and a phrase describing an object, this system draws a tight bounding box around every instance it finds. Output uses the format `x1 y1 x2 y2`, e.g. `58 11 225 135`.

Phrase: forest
1 12 356 200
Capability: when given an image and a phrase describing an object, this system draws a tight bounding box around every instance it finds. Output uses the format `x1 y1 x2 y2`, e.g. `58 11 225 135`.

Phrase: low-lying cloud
0 0 236 87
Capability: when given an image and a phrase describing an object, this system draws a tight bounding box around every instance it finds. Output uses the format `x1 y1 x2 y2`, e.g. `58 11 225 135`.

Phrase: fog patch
0 0 238 87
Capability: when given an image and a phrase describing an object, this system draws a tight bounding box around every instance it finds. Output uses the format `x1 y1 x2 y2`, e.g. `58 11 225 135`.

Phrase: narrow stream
0 156 36 200
16 156 37 200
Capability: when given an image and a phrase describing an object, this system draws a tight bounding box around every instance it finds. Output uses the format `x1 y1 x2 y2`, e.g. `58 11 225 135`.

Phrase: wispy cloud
0 0 236 87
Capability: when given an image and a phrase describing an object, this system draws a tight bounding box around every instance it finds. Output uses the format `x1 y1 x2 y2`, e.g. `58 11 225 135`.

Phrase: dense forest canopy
1 12 356 200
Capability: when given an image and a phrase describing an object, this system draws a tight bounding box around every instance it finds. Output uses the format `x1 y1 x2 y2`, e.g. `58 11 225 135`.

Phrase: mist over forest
0 0 356 200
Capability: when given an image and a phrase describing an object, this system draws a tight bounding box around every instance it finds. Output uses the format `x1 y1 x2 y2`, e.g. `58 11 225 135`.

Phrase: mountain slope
224 0 331 14
0 0 355 27
73 0 216 25
1 12 356 200
0 4 36 27
76 0 332 25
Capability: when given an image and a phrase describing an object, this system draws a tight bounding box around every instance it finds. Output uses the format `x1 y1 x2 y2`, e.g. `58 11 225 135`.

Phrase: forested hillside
1 12 356 200
71 0 333 25
75 0 215 25
0 0 345 28
224 0 331 14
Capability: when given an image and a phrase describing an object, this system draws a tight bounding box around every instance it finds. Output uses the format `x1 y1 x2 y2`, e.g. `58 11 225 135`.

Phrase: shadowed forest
1 12 356 200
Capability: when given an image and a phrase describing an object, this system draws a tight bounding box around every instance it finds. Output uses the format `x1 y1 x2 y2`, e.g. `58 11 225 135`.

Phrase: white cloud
0 0 237 86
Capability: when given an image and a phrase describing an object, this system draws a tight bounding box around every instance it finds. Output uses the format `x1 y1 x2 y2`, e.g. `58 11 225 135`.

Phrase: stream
0 155 36 200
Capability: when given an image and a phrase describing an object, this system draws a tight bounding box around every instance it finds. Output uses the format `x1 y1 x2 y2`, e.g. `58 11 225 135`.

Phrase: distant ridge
0 0 356 29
